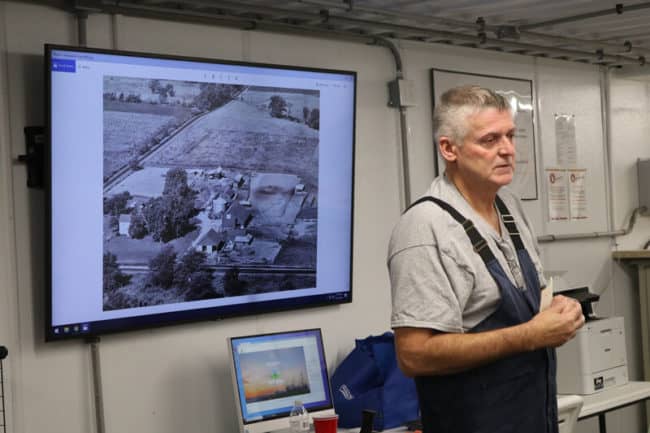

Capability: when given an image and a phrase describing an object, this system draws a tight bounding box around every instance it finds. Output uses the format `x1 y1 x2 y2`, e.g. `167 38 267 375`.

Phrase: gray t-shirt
387 175 546 333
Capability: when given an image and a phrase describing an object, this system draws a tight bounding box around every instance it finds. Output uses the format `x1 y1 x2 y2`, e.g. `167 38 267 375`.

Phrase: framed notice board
432 69 538 200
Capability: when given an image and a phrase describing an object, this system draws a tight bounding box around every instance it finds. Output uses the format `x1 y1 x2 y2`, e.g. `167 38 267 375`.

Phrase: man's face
452 108 516 190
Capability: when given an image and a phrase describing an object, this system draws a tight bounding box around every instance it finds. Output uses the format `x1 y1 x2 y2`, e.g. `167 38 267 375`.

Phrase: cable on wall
0 346 7 433
87 338 105 433
537 205 646 243
371 36 413 209
76 9 88 47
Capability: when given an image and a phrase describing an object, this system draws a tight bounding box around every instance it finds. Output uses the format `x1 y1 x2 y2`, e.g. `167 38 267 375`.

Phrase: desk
342 383 650 433
612 251 650 420
571 381 650 433
612 251 650 387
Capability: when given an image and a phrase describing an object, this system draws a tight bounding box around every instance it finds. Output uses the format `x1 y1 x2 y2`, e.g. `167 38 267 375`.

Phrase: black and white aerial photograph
102 76 320 310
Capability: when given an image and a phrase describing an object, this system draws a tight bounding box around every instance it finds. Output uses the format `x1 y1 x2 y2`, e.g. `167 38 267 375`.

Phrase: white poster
545 168 569 221
568 169 588 220
554 114 577 166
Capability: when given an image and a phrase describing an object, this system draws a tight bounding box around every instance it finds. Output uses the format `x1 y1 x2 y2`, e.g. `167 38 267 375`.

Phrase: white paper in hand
539 277 554 312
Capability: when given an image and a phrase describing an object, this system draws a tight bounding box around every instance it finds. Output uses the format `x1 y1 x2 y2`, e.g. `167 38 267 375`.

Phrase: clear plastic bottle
288 400 310 433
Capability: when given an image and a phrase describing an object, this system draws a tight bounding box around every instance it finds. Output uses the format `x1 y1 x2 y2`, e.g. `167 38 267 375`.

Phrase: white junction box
556 316 628 395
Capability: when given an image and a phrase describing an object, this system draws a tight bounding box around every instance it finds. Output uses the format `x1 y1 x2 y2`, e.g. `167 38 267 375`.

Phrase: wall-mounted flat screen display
45 44 355 341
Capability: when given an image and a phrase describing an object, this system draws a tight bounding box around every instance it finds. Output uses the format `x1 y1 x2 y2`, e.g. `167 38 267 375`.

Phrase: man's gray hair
433 85 512 145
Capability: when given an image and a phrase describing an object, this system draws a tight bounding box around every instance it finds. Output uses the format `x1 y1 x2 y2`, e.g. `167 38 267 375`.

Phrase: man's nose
498 136 515 155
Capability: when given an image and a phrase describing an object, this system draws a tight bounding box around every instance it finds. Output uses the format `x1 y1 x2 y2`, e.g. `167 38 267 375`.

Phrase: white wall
1 1 650 433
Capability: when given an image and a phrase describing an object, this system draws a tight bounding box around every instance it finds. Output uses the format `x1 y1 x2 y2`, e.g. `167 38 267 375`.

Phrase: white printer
555 287 628 395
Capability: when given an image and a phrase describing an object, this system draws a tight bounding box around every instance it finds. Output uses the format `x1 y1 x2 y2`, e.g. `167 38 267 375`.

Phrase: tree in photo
162 193 196 241
128 210 147 239
128 157 143 171
163 167 191 197
148 245 177 289
161 168 198 241
104 191 132 216
223 266 245 296
174 250 214 300
269 95 288 118
149 79 175 102
307 108 320 130
142 197 166 242
280 274 296 290
149 79 162 94
109 215 119 234
143 168 197 243
103 251 131 292
103 92 117 101
194 83 243 112
165 84 175 97
125 94 142 103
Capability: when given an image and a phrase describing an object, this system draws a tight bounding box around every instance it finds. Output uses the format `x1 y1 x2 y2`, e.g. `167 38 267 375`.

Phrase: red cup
312 414 339 433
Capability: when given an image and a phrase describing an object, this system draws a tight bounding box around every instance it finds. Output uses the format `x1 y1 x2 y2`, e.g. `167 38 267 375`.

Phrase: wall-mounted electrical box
387 78 417 108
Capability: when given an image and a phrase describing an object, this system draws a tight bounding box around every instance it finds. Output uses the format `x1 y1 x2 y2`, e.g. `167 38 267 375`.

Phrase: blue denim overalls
406 195 557 433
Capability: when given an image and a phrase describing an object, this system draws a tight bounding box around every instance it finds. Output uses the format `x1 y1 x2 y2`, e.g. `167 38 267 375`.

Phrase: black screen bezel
229 328 334 425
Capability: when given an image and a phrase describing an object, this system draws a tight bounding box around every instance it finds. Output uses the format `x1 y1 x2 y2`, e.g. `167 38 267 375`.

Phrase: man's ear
438 136 457 163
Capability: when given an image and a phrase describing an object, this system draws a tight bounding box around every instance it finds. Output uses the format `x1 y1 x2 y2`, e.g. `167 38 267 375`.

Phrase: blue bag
330 332 419 431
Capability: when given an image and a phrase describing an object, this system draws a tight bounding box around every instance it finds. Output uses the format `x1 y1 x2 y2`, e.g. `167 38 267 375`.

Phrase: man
387 85 584 433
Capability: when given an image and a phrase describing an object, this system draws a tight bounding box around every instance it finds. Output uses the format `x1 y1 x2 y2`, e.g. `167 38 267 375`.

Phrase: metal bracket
495 24 520 40
18 126 45 189
476 17 487 44
387 79 417 108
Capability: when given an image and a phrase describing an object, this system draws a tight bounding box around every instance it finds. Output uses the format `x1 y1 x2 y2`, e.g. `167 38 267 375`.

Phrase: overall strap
405 196 496 264
494 196 525 252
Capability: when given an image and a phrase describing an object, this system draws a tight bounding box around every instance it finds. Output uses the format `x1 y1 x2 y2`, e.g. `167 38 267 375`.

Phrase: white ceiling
60 0 650 67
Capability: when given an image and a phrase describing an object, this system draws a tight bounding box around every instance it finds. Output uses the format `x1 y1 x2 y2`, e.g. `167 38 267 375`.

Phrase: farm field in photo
145 100 319 187
103 111 175 177
107 167 170 197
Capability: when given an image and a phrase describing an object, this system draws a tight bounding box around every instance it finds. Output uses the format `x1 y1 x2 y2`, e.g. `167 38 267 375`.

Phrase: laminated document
540 277 554 312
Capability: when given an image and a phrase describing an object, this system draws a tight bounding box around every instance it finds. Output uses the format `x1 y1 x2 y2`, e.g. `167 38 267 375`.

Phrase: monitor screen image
45 45 356 341
228 329 335 433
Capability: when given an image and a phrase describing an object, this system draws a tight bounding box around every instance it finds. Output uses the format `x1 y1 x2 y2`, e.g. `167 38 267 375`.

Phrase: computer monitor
228 329 335 433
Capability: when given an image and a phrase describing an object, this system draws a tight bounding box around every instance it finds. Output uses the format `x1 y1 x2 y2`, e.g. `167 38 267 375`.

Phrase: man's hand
524 295 585 350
